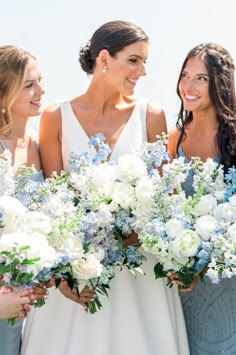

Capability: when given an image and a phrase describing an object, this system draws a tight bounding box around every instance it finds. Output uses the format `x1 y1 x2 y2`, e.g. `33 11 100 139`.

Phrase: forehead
117 40 149 57
24 57 39 79
183 57 208 74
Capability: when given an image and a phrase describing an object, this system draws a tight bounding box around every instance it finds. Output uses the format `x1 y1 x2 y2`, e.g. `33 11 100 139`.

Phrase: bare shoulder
167 128 181 160
146 101 167 143
40 103 61 129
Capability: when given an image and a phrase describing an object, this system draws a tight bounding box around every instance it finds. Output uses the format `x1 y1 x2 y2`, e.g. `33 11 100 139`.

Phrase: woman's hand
0 286 33 320
119 231 141 248
167 273 200 292
58 280 94 308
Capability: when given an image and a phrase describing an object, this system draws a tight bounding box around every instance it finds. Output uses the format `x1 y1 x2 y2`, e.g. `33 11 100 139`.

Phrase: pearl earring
1 108 6 114
102 65 107 74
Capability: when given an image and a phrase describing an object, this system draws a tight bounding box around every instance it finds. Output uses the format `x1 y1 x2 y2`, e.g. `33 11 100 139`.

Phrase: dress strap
0 140 6 151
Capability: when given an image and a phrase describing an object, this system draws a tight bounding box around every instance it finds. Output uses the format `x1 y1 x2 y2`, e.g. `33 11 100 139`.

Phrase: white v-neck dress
21 99 189 355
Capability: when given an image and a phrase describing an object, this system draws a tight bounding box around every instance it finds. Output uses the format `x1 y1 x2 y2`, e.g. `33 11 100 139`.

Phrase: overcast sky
1 0 236 129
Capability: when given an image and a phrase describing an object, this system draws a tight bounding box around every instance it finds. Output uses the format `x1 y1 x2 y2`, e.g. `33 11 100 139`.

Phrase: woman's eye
25 83 33 88
198 76 208 81
129 58 137 63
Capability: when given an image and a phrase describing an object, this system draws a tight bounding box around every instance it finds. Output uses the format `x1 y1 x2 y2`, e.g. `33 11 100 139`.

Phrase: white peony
111 182 136 209
190 195 217 217
173 230 201 257
71 254 102 281
116 155 147 183
194 215 218 241
165 219 185 239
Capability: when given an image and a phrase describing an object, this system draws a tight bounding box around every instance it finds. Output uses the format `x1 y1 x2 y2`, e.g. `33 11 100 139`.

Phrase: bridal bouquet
136 156 229 287
51 133 170 311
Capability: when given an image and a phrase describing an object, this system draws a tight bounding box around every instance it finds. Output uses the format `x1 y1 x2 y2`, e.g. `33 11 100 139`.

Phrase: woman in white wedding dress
21 21 189 355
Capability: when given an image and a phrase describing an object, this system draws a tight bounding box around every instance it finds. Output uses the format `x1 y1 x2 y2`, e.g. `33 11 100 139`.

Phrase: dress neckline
65 100 140 161
178 144 219 163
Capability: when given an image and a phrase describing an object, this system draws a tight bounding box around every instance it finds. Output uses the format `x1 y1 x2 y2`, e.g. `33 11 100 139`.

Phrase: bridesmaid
0 45 45 355
168 43 236 354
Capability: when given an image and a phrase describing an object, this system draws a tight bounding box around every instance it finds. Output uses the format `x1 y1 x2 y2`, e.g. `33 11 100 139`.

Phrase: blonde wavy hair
0 46 35 135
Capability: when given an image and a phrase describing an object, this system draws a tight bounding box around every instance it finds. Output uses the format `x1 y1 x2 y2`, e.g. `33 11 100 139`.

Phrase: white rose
173 230 201 257
165 219 185 239
194 215 218 241
0 196 26 218
116 155 147 183
111 182 136 209
190 195 217 217
71 254 102 280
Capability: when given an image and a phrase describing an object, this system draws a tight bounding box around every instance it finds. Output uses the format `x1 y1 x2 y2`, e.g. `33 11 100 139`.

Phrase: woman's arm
39 103 63 178
146 102 167 143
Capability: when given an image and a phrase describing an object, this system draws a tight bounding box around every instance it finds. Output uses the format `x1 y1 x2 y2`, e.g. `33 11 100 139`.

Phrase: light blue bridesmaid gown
0 139 44 355
178 145 236 355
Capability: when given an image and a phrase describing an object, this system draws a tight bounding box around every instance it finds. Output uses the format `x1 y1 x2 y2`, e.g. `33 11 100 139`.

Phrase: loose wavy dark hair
79 20 148 74
176 43 236 171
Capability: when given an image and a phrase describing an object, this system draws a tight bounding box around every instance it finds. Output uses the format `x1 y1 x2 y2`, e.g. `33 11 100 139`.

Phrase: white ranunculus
194 215 218 241
173 230 201 257
111 182 136 209
190 195 217 217
165 218 185 239
0 196 26 218
116 155 147 183
71 254 102 281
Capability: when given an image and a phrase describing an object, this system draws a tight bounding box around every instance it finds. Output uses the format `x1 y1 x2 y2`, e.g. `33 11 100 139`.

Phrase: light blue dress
178 145 236 355
0 139 44 355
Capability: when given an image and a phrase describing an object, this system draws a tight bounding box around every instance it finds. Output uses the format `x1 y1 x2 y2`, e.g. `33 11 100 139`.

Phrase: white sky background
1 0 236 129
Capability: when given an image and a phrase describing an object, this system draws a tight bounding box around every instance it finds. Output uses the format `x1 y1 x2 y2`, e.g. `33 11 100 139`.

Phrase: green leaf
154 263 167 279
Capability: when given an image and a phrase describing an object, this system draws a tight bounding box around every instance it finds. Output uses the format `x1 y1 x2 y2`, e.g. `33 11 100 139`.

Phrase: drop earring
102 65 107 74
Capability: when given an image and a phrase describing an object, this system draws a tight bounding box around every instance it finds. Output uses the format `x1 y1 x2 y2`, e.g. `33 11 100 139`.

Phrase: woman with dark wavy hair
168 43 236 354
21 20 189 355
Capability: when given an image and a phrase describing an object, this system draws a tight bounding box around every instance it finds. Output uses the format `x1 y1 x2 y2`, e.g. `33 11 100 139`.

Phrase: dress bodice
0 129 44 183
61 99 148 170
177 145 219 197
